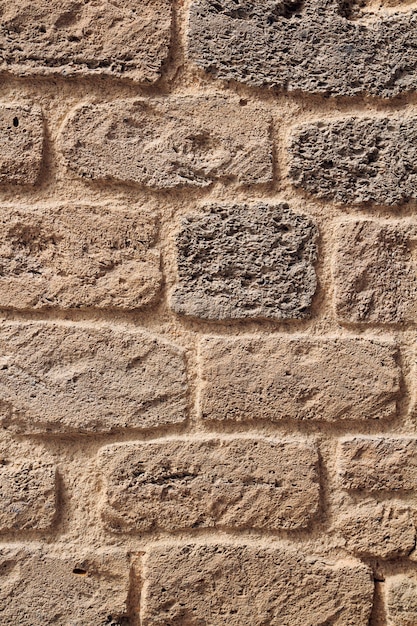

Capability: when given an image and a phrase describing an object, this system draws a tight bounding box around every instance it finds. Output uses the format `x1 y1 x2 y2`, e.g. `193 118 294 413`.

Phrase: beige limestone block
0 0 171 82
142 544 374 626
0 549 132 625
0 322 187 434
0 204 161 310
170 203 318 320
289 117 417 206
98 438 320 532
60 95 273 188
334 220 417 323
0 104 43 185
0 460 56 532
337 437 417 492
335 502 416 559
387 575 417 626
189 0 417 97
199 336 400 423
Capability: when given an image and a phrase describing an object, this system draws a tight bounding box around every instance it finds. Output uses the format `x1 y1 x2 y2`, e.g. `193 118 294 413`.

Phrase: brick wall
0 1 415 624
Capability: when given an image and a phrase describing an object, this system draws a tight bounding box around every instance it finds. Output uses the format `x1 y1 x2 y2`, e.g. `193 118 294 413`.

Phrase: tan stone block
98 438 320 532
0 549 132 625
0 460 56 532
0 0 171 82
61 96 272 188
334 221 417 323
337 437 417 492
142 544 374 626
387 575 417 626
0 323 187 433
171 203 318 320
0 204 161 310
200 337 400 423
0 104 43 185
335 502 416 559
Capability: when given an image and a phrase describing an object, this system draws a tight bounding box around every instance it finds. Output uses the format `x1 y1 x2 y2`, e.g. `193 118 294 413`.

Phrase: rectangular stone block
0 323 187 434
0 549 132 625
289 117 417 206
387 575 417 626
335 502 416 559
142 544 374 625
334 220 417 323
170 203 318 320
0 460 56 532
61 95 272 188
0 104 43 185
0 0 171 82
98 438 320 532
199 337 400 423
188 0 417 97
337 437 417 492
0 204 161 310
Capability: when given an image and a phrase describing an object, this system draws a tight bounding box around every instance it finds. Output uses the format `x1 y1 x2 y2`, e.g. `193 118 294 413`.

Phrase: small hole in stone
72 568 87 575
13 117 19 128
239 99 248 106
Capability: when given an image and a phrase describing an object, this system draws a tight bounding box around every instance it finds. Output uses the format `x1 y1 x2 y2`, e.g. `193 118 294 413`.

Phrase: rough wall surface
0 0 415 625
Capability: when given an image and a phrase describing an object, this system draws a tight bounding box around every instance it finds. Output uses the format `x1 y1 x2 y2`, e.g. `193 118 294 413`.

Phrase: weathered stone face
387 576 417 626
0 0 172 81
188 0 417 97
98 438 320 532
288 117 417 206
0 323 188 434
142 544 374 626
0 204 161 310
0 104 43 185
170 203 318 320
60 96 273 188
200 336 400 422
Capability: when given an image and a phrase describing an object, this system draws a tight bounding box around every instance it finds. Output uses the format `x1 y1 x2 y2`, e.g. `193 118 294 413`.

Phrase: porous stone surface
334 220 417 323
0 460 57 532
200 336 400 422
0 549 132 625
289 117 417 206
0 104 43 185
170 203 318 320
337 437 417 492
0 204 161 310
142 544 374 626
98 438 320 532
60 96 273 188
188 0 417 97
387 576 417 626
335 502 416 559
0 323 187 433
0 0 171 82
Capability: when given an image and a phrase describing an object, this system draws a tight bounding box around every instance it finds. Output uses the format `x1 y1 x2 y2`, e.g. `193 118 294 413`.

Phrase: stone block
0 104 43 185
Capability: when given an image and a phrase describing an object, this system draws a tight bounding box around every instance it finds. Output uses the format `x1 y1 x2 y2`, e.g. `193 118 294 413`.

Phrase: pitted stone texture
0 323 187 434
98 438 320 532
289 117 417 206
334 221 417 323
0 549 132 625
0 204 161 310
335 502 416 559
387 576 417 626
0 460 56 532
61 96 272 188
142 544 374 626
0 0 171 82
189 0 417 98
200 337 399 423
0 104 43 185
171 203 318 320
337 437 417 492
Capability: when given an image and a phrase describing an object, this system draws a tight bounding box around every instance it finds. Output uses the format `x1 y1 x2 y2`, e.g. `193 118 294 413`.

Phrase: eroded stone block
0 104 43 185
61 96 272 188
387 575 417 626
170 203 318 320
98 438 320 532
0 323 187 433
